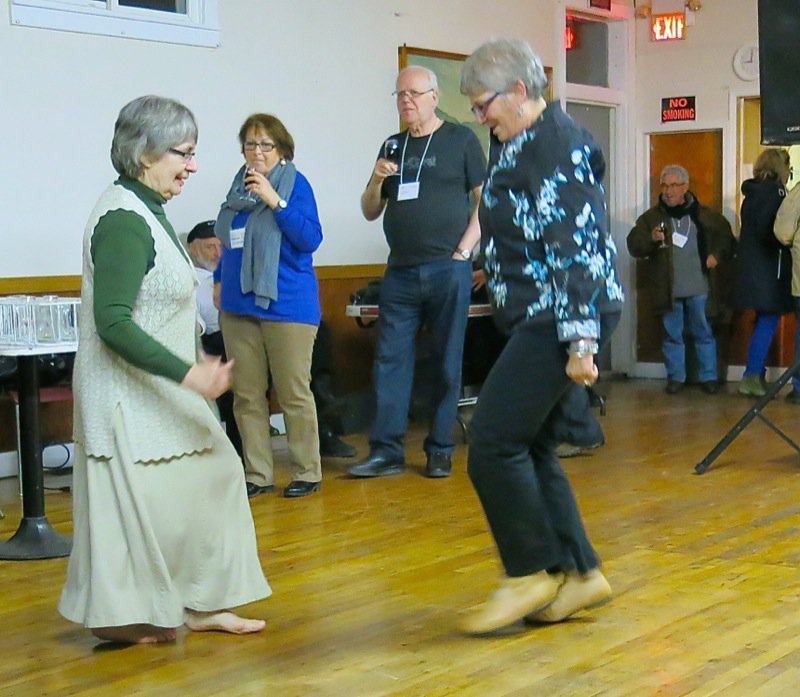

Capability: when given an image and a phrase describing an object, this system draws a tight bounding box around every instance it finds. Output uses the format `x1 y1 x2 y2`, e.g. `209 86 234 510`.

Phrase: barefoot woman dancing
58 96 270 644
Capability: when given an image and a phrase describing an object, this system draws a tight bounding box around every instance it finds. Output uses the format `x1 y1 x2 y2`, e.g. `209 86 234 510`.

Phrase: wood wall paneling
0 267 385 454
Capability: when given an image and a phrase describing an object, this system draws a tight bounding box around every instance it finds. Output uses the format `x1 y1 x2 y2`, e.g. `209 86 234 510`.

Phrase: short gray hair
660 164 689 185
460 38 548 99
110 95 198 179
397 65 439 92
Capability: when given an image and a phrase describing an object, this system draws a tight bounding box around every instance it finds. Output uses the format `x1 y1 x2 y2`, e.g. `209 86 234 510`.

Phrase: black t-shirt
377 120 486 267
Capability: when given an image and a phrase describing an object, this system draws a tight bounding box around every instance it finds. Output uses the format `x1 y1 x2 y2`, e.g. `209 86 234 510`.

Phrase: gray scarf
215 160 296 310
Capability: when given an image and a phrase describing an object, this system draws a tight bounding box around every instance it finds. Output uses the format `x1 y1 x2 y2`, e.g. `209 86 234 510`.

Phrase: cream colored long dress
58 183 270 628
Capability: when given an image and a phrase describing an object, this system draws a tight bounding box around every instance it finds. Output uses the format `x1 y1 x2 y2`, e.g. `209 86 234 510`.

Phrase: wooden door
636 130 723 365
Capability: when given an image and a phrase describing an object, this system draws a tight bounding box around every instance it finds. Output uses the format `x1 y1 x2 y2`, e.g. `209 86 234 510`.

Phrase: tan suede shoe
526 568 611 623
460 571 564 635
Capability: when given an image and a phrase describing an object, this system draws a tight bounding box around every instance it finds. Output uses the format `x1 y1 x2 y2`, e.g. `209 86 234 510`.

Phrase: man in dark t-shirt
349 65 486 479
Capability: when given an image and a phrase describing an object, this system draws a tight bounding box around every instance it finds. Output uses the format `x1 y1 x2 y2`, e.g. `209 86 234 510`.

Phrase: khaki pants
220 312 321 487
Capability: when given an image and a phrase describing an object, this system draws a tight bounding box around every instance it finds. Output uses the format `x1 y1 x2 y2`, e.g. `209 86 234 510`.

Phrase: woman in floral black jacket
457 38 624 636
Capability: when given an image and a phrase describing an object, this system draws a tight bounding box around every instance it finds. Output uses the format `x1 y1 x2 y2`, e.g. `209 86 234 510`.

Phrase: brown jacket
627 193 735 319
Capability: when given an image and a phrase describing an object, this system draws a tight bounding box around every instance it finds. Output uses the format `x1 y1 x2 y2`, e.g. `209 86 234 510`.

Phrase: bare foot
91 624 178 644
184 609 265 634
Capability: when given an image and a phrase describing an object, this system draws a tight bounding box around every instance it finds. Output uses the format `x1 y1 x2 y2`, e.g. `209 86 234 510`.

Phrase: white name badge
397 181 420 201
230 226 245 250
672 232 688 249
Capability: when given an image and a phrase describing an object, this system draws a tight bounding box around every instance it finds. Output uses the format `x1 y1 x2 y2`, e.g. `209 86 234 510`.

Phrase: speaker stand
694 358 800 474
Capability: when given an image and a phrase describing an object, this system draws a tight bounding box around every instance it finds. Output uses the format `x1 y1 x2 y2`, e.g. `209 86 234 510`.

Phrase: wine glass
242 166 260 204
383 138 400 174
658 221 668 249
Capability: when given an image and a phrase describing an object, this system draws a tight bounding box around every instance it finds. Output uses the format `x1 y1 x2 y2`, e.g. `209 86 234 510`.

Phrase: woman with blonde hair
734 148 793 397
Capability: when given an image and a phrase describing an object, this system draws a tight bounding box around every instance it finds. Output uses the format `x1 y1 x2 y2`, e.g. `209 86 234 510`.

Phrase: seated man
187 221 243 458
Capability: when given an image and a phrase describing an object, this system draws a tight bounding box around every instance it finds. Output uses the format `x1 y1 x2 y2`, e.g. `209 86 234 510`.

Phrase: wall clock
733 43 759 82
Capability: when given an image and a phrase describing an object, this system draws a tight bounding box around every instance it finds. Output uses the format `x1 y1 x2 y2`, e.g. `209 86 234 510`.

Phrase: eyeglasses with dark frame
471 91 503 119
243 140 276 152
392 89 434 101
168 147 196 162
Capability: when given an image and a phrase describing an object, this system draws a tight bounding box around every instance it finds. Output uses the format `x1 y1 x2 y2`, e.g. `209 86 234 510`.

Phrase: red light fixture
565 23 576 50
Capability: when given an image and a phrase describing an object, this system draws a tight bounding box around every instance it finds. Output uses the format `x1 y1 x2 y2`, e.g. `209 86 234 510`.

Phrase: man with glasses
350 65 485 479
627 164 734 395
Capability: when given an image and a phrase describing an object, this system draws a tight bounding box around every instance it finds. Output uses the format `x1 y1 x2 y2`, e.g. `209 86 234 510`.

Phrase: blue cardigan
215 170 322 325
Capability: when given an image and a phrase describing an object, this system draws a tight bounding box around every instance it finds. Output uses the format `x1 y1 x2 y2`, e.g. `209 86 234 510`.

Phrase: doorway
567 101 615 371
634 130 725 370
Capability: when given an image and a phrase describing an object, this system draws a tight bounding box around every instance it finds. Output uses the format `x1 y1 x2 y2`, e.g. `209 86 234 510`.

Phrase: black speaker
759 0 800 144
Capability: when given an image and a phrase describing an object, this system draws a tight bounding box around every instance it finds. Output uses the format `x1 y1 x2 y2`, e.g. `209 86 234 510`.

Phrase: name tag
672 232 688 249
230 226 245 250
397 181 420 201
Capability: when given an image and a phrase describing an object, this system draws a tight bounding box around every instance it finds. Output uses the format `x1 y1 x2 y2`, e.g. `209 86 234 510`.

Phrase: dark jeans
369 259 472 459
467 314 618 578
202 330 243 458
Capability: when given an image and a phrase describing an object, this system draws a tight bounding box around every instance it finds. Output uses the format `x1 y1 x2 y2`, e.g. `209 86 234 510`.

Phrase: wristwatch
276 199 288 210
457 247 472 260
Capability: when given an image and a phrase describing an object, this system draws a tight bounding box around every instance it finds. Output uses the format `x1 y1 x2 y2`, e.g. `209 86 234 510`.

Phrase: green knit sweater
90 177 192 382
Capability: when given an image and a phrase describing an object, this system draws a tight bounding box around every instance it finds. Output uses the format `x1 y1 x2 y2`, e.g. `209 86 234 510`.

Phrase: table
345 302 492 320
0 344 76 560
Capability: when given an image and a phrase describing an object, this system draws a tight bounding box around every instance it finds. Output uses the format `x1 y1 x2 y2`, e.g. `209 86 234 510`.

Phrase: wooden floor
3 378 800 696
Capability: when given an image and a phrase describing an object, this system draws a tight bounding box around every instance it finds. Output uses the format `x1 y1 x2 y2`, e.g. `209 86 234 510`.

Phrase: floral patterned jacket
478 102 624 342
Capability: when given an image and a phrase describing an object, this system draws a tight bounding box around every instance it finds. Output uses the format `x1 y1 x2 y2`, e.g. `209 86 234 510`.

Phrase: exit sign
651 12 685 41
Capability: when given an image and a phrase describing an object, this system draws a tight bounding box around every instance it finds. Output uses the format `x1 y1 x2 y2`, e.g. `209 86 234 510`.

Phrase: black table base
0 516 71 559
0 354 72 560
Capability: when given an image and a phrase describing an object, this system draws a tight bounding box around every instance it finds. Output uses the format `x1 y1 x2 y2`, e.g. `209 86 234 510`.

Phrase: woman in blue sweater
214 113 322 498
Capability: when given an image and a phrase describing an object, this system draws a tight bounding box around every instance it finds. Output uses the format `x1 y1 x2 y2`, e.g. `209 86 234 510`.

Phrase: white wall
1 0 562 277
632 0 759 222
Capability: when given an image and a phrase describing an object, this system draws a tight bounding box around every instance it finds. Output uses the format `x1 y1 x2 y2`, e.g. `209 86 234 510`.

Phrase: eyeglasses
392 89 434 101
243 140 276 152
661 182 687 190
168 147 197 162
471 92 502 119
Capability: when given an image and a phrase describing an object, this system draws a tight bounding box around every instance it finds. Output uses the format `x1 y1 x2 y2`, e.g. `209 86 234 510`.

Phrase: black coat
732 177 793 313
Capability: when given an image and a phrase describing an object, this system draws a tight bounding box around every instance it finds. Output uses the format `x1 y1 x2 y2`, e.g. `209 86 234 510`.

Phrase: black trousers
467 315 618 578
201 330 243 458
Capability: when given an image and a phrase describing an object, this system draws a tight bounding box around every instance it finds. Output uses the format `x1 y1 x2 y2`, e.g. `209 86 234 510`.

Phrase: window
10 0 219 48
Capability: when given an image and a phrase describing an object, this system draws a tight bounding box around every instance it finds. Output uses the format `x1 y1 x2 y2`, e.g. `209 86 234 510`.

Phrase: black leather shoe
665 380 683 394
348 453 405 478
319 429 357 458
283 480 321 498
701 381 718 395
425 452 452 478
246 482 274 498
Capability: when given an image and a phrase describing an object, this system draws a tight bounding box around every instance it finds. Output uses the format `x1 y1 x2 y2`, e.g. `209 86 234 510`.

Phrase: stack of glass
0 295 81 349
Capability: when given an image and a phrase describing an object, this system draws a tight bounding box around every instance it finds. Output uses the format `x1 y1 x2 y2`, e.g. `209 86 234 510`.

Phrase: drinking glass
658 221 668 249
383 138 400 174
242 166 260 204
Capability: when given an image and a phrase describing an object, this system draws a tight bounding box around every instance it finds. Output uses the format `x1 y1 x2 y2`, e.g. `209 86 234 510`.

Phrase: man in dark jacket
627 164 735 394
